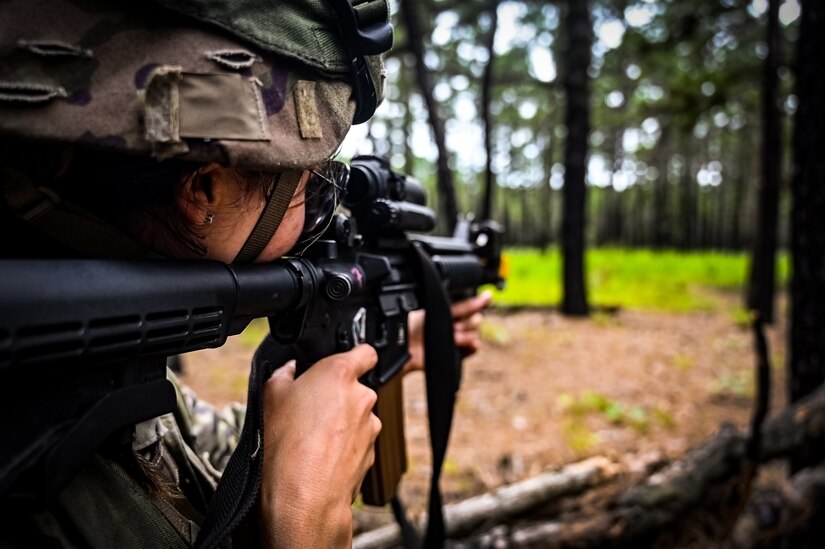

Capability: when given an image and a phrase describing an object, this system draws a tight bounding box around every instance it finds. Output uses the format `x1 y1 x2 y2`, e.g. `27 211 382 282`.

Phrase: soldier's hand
405 290 493 374
258 345 380 548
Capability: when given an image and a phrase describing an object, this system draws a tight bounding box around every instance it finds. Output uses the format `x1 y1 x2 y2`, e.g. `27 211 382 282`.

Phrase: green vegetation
478 319 512 345
710 370 755 400
492 247 789 312
239 318 269 349
670 353 694 372
558 390 674 435
557 390 676 453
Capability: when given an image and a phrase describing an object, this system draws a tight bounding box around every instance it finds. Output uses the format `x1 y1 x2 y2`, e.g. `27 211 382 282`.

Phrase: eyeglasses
291 160 349 255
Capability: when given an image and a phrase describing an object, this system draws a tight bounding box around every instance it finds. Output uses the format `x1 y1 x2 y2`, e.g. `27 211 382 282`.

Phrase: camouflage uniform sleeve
167 369 247 473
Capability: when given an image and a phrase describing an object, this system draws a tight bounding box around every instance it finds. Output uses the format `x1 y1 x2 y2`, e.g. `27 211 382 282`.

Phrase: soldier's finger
451 291 492 320
347 344 378 377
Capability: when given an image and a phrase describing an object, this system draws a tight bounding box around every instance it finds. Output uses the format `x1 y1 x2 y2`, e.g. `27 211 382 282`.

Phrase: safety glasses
291 160 349 254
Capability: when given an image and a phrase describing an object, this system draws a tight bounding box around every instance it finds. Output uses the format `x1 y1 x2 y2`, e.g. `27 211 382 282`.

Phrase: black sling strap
193 337 292 549
401 242 461 548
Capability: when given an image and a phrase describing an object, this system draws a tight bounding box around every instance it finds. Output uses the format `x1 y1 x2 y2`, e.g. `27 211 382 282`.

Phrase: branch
353 457 617 548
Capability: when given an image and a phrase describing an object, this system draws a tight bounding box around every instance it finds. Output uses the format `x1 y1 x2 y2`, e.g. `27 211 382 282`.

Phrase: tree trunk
652 130 670 248
789 0 825 472
399 0 459 234
561 0 591 316
731 162 747 249
401 66 415 173
679 152 695 250
747 0 782 323
520 187 531 245
539 132 555 251
480 0 499 221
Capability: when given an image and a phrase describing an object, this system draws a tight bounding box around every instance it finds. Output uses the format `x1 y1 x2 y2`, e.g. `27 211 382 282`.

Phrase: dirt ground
179 291 788 528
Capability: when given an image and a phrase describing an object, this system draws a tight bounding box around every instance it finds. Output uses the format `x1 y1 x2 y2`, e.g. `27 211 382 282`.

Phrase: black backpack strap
194 336 293 549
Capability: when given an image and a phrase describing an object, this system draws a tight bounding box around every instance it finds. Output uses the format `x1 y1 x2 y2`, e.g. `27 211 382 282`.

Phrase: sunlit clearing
598 19 625 49
494 2 527 55
605 90 625 108
623 129 640 153
588 155 611 188
625 4 656 27
748 0 767 17
518 100 538 120
432 11 458 47
529 46 556 83
779 0 801 25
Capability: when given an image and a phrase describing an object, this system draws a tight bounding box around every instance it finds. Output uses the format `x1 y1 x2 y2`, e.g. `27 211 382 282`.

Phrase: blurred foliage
491 247 789 311
479 319 513 345
350 0 799 249
711 369 755 399
239 318 269 349
557 389 676 453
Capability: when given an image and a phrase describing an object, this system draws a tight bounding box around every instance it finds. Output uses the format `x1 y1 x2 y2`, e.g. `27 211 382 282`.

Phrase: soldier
0 0 490 546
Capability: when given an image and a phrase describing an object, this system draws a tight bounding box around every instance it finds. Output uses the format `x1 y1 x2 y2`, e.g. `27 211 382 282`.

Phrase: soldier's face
191 167 310 264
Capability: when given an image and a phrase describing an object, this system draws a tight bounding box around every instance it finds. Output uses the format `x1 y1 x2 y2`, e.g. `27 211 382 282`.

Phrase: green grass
239 318 269 348
557 390 676 448
491 247 789 313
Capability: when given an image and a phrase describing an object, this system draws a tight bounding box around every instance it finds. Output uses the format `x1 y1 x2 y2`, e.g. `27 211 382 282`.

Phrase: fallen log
354 384 825 548
464 384 825 547
353 457 618 549
731 464 825 548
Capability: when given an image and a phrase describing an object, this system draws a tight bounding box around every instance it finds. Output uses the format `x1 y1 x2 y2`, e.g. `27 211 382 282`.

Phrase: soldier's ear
176 163 230 227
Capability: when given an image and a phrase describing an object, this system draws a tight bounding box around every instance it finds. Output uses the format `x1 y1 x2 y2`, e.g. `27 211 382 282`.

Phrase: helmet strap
232 169 303 264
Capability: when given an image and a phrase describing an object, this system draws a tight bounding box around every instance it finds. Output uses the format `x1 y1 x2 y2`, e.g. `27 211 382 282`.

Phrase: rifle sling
193 336 292 549
410 241 461 548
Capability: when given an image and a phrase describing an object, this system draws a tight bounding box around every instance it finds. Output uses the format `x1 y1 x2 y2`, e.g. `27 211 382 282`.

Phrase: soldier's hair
3 142 276 258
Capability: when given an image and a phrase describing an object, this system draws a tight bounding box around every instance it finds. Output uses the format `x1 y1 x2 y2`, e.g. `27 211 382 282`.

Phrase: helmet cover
0 0 390 170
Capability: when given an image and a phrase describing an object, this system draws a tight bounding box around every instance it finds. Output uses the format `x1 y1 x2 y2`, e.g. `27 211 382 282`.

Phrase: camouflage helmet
0 0 392 170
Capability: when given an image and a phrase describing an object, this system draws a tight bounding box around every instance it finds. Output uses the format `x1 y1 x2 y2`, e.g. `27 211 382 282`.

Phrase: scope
344 155 427 208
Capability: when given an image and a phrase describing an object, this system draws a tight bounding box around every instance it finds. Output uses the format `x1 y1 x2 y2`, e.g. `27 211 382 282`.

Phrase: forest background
338 0 799 314
184 0 825 544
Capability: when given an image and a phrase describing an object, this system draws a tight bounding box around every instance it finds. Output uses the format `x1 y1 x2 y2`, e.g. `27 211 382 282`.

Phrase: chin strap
233 170 303 264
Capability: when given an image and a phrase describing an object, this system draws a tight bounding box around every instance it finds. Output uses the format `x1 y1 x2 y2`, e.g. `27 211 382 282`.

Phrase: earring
202 212 214 225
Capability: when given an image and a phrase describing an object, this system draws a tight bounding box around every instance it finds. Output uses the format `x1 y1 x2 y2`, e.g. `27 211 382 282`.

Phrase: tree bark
561 0 591 316
679 154 695 250
539 131 555 251
652 129 670 248
399 0 459 234
747 0 782 323
480 0 499 221
789 0 825 472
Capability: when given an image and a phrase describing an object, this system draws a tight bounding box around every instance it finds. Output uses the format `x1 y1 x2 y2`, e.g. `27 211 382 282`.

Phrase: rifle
0 155 505 530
